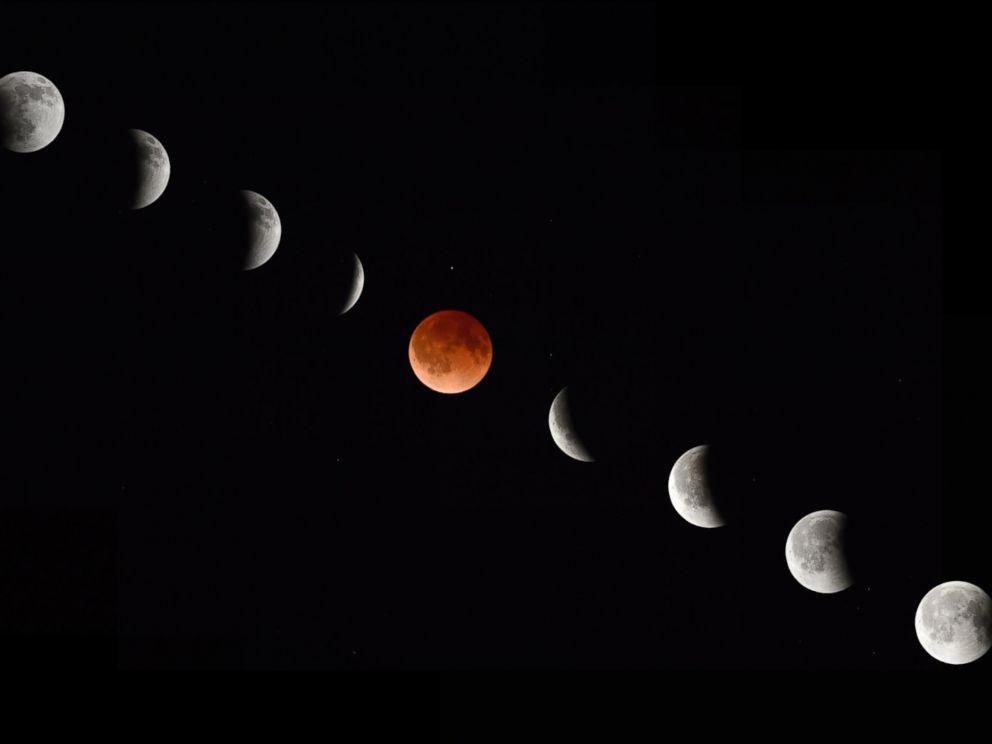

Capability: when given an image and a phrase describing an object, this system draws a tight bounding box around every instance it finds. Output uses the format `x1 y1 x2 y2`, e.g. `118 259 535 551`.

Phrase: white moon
668 444 725 528
915 581 992 665
548 386 594 462
785 510 852 593
340 251 364 315
0 71 65 152
241 190 281 271
129 129 170 209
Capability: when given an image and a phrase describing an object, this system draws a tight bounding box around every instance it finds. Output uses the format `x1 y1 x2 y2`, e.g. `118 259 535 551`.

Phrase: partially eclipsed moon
915 581 992 665
408 310 492 394
548 387 594 462
340 252 364 315
128 128 170 209
668 444 724 527
785 510 852 594
0 71 65 153
241 190 281 270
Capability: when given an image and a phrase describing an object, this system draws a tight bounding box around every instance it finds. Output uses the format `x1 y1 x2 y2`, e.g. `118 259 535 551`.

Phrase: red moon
408 310 493 394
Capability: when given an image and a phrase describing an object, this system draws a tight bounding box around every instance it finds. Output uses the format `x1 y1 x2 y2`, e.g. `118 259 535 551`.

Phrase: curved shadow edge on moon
915 581 992 665
240 189 282 271
785 510 853 594
548 387 594 462
128 128 171 209
339 252 364 315
668 444 725 528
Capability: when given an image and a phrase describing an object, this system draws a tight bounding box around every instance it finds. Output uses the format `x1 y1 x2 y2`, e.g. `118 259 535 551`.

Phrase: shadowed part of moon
127 128 171 209
408 310 492 394
915 581 992 665
339 252 364 315
668 444 725 528
785 510 852 593
549 387 594 462
0 71 65 152
240 190 282 270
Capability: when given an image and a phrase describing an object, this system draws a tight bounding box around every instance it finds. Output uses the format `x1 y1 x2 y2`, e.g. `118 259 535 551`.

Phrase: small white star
450 266 454 270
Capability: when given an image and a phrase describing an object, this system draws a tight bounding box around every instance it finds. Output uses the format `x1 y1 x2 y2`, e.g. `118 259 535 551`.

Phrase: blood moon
408 310 493 393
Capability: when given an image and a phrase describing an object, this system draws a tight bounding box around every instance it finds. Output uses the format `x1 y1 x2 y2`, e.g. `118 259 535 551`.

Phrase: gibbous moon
128 128 170 209
408 310 492 394
668 444 724 527
915 581 992 665
785 510 853 593
340 251 364 315
0 71 65 152
240 190 282 270
548 387 594 462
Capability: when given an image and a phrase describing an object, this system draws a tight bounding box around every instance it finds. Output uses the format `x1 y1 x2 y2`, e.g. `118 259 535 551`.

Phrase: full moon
915 581 992 665
668 444 724 528
785 510 853 593
128 128 170 209
548 387 594 462
240 190 282 270
408 310 492 394
0 71 65 152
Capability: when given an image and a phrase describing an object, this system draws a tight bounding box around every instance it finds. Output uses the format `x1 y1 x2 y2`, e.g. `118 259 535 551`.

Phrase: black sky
0 3 963 672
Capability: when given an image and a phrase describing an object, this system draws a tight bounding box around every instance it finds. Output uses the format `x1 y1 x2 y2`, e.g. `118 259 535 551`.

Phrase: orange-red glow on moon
408 310 493 394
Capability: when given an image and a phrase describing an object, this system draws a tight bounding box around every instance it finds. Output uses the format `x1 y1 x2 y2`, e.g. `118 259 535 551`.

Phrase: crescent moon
128 128 170 209
548 386 594 462
240 190 281 271
340 252 364 315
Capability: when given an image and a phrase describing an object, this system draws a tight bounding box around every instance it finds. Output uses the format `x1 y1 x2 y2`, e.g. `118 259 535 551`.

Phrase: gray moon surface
241 190 282 270
129 128 170 209
340 251 364 315
548 387 594 462
668 444 725 528
915 581 992 665
0 71 65 152
785 510 853 593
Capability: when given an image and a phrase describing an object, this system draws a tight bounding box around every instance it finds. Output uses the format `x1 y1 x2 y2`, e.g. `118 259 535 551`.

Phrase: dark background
0 3 963 671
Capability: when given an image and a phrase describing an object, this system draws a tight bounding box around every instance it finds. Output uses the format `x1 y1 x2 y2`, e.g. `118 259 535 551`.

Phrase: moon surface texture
668 444 724 527
408 310 492 394
340 252 364 315
548 387 594 462
241 190 282 270
0 71 65 152
915 581 992 665
129 128 170 209
785 510 853 594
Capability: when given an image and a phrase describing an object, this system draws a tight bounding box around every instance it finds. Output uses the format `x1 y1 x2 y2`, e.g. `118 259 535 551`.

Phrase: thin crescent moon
340 252 364 315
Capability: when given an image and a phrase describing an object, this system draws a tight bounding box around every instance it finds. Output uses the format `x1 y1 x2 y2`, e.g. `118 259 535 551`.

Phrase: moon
339 251 364 315
915 581 992 665
240 190 282 271
128 129 170 209
408 310 492 394
0 71 65 152
785 510 853 593
548 387 594 462
668 444 724 527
